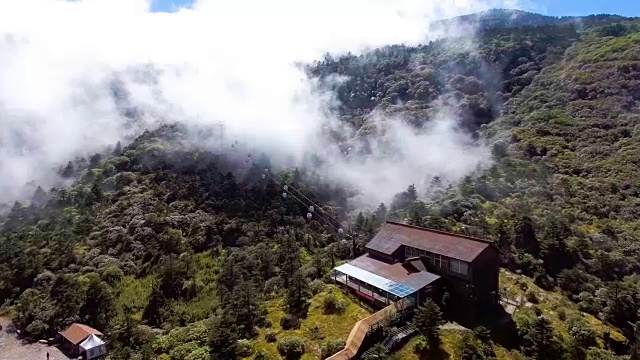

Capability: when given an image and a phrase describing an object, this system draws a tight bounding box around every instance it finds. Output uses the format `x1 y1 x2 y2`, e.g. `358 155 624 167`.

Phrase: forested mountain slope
1 11 640 360
437 9 631 31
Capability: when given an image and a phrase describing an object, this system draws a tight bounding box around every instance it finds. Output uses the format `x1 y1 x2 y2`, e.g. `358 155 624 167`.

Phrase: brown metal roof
59 323 103 345
348 254 440 290
365 221 492 262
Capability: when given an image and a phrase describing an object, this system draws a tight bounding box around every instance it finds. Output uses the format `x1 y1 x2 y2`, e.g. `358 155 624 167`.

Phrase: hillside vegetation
1 9 640 360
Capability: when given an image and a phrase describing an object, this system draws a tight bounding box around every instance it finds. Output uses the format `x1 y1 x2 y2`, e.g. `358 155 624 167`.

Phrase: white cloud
0 0 524 204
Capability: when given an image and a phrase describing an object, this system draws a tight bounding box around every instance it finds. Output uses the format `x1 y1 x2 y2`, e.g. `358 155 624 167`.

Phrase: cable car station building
331 221 500 319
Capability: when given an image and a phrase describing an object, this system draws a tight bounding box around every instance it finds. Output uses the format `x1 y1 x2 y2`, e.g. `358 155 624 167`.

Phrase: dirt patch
0 317 71 360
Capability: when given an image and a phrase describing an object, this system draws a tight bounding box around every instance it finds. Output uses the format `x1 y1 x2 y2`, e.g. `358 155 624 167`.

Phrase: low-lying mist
0 0 525 207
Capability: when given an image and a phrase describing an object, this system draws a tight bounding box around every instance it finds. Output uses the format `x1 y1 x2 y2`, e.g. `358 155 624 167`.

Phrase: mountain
2 10 640 360
434 8 633 32
441 9 559 29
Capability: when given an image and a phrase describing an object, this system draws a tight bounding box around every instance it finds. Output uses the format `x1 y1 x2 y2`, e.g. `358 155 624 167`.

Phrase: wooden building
331 221 499 318
59 323 108 360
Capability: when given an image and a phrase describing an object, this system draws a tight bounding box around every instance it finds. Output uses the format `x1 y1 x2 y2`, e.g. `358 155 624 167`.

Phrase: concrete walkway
0 317 71 360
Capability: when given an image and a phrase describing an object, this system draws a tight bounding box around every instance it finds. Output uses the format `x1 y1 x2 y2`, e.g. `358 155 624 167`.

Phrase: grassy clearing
116 252 221 323
172 252 221 322
395 329 470 360
574 32 640 63
500 269 626 345
395 328 521 360
246 284 371 360
117 275 155 319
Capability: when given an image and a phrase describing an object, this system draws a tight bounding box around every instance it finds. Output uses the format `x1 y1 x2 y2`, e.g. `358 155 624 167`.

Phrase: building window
405 246 421 258
411 247 419 257
424 252 432 264
433 254 443 268
450 258 469 275
418 249 426 257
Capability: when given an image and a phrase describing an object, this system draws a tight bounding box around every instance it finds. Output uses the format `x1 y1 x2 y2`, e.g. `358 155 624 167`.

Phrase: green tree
50 274 84 329
278 233 302 289
80 275 116 330
412 299 444 340
373 203 388 224
285 270 311 315
311 250 325 280
459 332 488 360
277 336 305 360
566 315 597 359
518 315 566 360
408 209 425 227
412 299 444 348
61 161 75 178
321 339 346 359
226 280 265 338
12 288 55 337
208 314 238 360
585 348 627 360
630 321 640 360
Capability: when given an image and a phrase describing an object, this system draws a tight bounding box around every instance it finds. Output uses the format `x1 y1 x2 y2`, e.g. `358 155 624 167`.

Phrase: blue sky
150 0 640 17
537 0 640 17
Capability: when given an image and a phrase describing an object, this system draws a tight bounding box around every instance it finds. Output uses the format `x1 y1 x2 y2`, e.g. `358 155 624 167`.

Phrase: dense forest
2 9 640 360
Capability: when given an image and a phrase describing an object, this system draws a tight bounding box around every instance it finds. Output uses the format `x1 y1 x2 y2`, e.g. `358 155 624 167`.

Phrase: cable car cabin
330 221 500 321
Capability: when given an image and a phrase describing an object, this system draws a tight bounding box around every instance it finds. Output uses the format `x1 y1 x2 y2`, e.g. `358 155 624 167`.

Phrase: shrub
254 348 271 360
277 336 306 360
309 279 326 295
413 337 429 354
186 321 209 345
525 290 539 304
153 334 173 354
557 307 567 321
99 265 124 286
566 315 598 348
236 339 254 357
265 330 277 343
516 278 529 291
321 339 346 359
263 318 272 328
533 306 543 317
323 291 347 315
534 273 555 290
305 324 324 340
185 347 211 360
280 314 300 330
25 320 49 339
152 321 210 355
169 341 200 360
264 277 284 295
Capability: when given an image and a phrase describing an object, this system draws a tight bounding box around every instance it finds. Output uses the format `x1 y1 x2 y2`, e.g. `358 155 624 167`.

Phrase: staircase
360 324 415 359
383 325 415 349
325 298 412 360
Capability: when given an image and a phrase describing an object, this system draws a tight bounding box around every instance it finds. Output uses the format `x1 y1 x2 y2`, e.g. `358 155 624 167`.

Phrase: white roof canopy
79 334 105 351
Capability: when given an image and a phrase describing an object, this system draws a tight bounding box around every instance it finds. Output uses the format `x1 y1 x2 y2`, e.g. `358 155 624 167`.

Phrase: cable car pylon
255 161 347 241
